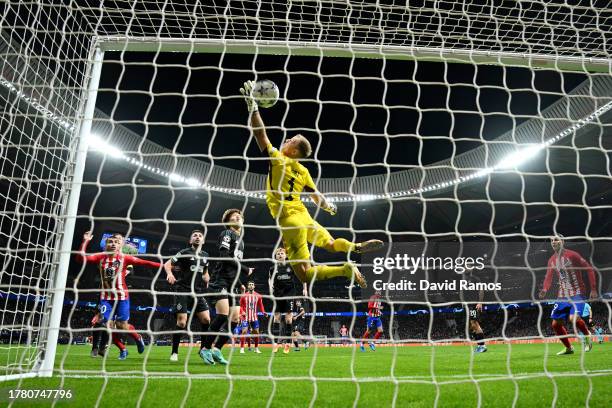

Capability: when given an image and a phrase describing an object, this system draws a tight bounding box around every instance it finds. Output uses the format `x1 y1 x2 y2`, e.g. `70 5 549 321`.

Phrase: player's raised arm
240 81 270 153
250 111 271 153
75 231 105 264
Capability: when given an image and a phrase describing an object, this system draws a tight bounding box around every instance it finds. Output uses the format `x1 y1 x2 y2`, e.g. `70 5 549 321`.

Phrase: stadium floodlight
87 134 125 160
185 178 202 188
496 145 543 170
168 173 185 183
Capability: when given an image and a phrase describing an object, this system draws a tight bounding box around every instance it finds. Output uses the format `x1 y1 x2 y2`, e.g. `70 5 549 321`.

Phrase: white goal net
0 1 610 406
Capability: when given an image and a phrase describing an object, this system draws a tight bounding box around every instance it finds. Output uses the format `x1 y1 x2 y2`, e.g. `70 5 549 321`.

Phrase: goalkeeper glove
323 202 337 216
239 80 258 113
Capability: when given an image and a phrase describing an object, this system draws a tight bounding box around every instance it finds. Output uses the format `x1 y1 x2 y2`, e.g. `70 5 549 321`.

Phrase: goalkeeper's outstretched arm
240 80 336 215
250 111 270 153
240 80 269 153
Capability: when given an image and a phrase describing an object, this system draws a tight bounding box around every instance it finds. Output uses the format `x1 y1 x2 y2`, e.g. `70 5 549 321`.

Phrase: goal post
95 37 611 74
0 45 104 381
36 47 105 378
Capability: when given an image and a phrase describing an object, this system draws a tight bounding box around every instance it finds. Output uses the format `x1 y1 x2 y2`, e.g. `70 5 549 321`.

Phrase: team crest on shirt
103 260 120 281
103 267 116 281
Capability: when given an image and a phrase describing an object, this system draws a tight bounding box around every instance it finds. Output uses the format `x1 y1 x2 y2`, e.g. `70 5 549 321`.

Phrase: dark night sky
95 51 588 178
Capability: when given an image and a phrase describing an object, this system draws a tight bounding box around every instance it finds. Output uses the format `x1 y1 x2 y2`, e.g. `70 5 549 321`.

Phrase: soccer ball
251 80 279 108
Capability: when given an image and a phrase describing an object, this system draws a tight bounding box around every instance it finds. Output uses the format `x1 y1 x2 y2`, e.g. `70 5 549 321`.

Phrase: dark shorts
272 286 295 314
207 281 241 308
173 293 209 314
293 320 305 333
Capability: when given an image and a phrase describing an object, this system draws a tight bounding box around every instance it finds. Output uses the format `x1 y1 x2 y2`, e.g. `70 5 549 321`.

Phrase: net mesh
0 1 93 379
0 1 611 406
79 0 610 58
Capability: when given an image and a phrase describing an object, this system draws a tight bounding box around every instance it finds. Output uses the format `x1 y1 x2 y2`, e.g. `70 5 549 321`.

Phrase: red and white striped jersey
543 249 597 299
76 240 161 301
368 295 382 317
240 291 265 322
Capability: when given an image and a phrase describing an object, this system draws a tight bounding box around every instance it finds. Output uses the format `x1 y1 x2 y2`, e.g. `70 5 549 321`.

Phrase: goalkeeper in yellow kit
240 81 383 288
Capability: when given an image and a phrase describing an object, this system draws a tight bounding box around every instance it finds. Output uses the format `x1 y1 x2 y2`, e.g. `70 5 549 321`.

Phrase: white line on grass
56 369 612 384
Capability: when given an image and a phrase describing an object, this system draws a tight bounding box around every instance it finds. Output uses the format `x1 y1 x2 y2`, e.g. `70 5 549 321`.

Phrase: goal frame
6 34 608 381
96 37 611 73
0 47 106 382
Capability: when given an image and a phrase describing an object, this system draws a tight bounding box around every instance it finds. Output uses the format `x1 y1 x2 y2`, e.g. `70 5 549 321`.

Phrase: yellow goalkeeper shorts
278 210 333 262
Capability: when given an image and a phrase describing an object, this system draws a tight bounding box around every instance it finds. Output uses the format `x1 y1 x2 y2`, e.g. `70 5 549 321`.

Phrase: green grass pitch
1 342 610 407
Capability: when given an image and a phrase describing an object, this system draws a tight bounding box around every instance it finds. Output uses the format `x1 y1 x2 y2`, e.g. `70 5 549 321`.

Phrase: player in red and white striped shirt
360 291 384 352
239 281 266 353
539 235 598 355
76 231 161 359
540 235 597 355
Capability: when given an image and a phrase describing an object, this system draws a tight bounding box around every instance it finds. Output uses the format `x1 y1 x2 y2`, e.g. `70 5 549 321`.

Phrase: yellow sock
304 265 348 282
331 238 356 253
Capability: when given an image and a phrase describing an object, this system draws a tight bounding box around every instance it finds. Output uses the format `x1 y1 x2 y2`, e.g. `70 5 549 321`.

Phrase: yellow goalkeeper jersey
265 143 316 219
